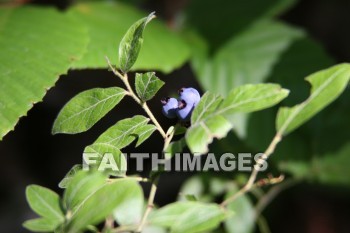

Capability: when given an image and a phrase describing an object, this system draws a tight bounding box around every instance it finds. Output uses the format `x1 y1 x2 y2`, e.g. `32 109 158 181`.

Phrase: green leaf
280 143 350 186
91 115 155 149
185 0 299 49
0 6 88 140
66 180 143 233
224 186 255 233
186 84 289 154
63 171 106 211
149 202 228 233
135 72 164 102
68 2 190 73
23 218 59 232
26 185 64 222
84 115 155 176
113 179 144 226
188 20 302 137
276 63 350 135
58 164 82 189
52 87 126 134
84 144 127 177
164 138 187 159
119 11 155 73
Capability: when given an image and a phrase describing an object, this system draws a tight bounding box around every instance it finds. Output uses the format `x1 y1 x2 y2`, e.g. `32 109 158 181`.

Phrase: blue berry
176 99 195 121
178 87 201 107
161 97 178 118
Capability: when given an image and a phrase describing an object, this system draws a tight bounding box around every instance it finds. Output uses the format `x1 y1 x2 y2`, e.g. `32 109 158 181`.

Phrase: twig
137 179 158 232
105 56 166 138
221 133 282 207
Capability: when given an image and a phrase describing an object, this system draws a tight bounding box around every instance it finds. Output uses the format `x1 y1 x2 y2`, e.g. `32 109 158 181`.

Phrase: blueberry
176 99 195 121
178 87 201 107
161 97 178 118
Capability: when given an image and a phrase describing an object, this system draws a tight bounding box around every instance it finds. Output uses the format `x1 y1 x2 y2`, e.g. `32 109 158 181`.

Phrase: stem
105 56 166 138
137 179 158 232
221 133 282 207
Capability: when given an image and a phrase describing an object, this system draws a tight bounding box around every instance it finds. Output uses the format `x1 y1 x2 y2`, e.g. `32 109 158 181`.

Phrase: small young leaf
149 202 228 233
26 185 64 222
65 180 143 233
52 87 126 134
186 84 289 154
164 137 187 159
276 63 350 135
119 12 155 73
63 171 106 211
23 218 59 232
58 164 82 189
135 72 164 102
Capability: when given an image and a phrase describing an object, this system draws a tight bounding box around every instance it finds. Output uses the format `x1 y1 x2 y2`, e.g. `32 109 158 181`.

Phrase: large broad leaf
65 180 143 233
280 143 350 186
23 218 59 232
68 2 190 73
0 6 88 140
63 171 106 211
192 20 303 96
186 84 289 154
135 72 164 102
224 186 255 233
276 63 350 135
84 115 156 176
185 0 299 49
188 20 302 137
149 201 228 233
52 87 126 134
119 12 155 73
26 185 64 222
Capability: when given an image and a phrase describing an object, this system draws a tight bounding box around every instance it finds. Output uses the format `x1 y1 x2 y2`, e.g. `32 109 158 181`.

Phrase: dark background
0 0 350 232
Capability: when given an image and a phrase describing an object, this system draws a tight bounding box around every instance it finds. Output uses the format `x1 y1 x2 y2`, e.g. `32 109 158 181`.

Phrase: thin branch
221 133 282 207
137 179 158 232
105 56 166 138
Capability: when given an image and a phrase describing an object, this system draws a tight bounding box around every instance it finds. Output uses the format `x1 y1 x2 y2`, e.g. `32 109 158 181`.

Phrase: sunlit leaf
0 6 88 140
276 63 350 135
135 72 164 102
23 218 59 232
68 2 190 73
52 87 126 134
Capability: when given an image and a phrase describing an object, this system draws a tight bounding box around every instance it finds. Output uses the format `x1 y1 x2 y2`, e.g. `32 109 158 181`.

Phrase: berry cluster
161 87 201 121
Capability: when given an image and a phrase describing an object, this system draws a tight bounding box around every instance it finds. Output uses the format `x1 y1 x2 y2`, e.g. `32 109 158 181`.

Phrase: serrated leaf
92 115 154 149
26 185 64 222
186 84 289 154
276 63 350 135
65 180 143 233
84 144 127 177
52 87 126 134
63 171 106 211
119 12 155 73
58 164 82 189
0 6 88 140
68 2 189 73
149 202 228 233
23 218 59 232
135 72 164 102
85 116 155 176
224 186 255 233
